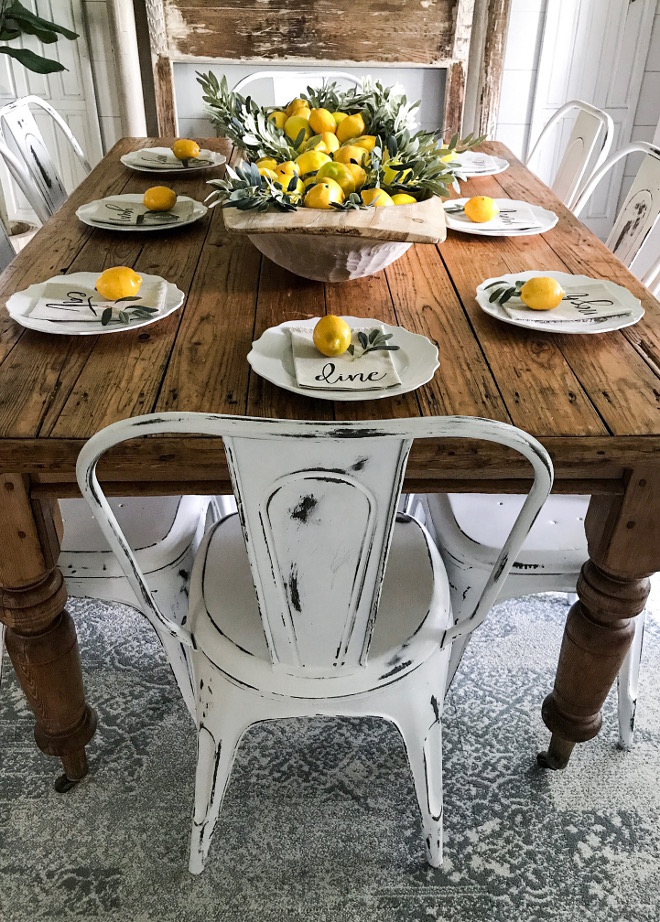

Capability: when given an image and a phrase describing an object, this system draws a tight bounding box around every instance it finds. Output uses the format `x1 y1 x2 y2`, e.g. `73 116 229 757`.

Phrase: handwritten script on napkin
502 281 632 324
290 325 402 391
132 147 215 170
90 198 195 226
29 278 167 325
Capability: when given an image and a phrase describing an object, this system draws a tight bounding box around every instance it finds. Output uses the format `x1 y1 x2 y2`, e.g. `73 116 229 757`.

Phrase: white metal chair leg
617 609 646 750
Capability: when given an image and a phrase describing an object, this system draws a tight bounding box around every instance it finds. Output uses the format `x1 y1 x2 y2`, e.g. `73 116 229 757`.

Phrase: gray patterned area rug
1 593 659 922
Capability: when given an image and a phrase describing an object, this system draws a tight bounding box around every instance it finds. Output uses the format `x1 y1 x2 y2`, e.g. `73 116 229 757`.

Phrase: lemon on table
172 138 200 161
463 196 499 223
95 266 142 301
303 179 345 208
391 193 417 205
336 112 366 143
313 316 352 357
361 187 393 207
143 186 177 211
520 276 565 311
309 107 337 135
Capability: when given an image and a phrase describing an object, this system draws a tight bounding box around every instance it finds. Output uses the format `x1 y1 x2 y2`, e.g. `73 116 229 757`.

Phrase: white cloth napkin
454 151 503 174
502 281 632 324
89 197 195 226
290 324 402 391
130 147 214 170
447 202 541 231
29 277 168 324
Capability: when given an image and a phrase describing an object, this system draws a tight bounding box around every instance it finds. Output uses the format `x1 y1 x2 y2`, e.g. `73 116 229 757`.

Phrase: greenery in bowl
197 73 484 212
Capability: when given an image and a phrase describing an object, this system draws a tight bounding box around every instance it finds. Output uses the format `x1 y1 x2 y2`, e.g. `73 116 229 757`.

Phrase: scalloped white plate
76 194 207 232
248 317 439 401
444 198 558 236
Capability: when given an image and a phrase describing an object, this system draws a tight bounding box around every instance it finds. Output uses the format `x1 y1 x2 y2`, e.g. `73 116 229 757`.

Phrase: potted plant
0 0 78 73
197 74 483 281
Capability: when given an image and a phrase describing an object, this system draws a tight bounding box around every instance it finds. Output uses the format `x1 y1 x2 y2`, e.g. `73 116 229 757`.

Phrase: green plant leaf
7 1 78 39
101 307 113 326
0 45 65 72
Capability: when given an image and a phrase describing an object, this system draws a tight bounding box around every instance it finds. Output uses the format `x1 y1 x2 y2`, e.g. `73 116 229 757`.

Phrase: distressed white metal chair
0 137 52 224
573 140 660 291
526 100 614 211
233 70 360 106
417 493 646 750
77 412 553 873
0 95 91 219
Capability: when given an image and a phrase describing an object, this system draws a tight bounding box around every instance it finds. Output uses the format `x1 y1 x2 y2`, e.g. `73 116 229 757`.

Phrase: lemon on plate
313 315 352 357
172 139 200 161
463 196 499 223
95 266 142 301
520 276 565 311
143 186 177 211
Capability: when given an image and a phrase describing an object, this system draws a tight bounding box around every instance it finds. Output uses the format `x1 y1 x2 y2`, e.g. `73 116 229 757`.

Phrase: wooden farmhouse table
1 137 658 782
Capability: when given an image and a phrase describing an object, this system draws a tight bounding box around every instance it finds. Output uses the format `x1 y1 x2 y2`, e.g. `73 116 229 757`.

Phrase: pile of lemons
258 98 417 209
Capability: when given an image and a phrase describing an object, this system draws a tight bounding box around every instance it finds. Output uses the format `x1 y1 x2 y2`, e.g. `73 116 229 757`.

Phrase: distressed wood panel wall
158 0 461 64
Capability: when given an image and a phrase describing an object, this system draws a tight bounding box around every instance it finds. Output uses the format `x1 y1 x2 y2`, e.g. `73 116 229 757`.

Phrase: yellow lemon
286 98 308 116
267 110 287 130
284 115 312 145
520 277 565 311
315 161 356 195
278 174 304 200
313 315 352 357
441 147 457 163
274 160 300 178
320 131 340 153
382 160 412 185
361 187 393 207
345 162 367 190
391 193 418 205
304 179 345 209
95 266 142 301
256 156 278 170
301 134 328 153
258 167 277 181
336 112 365 143
353 135 377 152
171 138 200 161
295 150 332 176
332 111 349 126
309 107 337 135
463 196 499 223
143 186 177 211
333 144 369 166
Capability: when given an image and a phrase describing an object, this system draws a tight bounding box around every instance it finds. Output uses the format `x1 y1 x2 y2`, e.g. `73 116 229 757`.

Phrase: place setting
452 150 510 177
475 269 644 334
120 138 226 174
76 186 207 232
443 195 558 236
248 315 439 401
6 266 185 336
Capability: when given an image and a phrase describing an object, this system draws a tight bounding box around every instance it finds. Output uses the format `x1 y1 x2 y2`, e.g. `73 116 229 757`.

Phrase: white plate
476 270 644 334
444 198 558 237
7 272 185 336
248 317 439 401
120 150 226 174
454 151 510 177
76 194 207 232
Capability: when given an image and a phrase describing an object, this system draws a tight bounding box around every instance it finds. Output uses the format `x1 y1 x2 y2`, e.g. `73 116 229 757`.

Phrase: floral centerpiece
196 73 483 281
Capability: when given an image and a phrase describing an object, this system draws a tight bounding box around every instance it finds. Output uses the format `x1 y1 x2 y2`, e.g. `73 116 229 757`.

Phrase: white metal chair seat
526 100 614 210
76 412 552 873
419 493 645 750
0 95 91 220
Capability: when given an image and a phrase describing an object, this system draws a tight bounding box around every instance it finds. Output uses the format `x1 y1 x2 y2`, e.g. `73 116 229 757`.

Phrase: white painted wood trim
107 0 147 136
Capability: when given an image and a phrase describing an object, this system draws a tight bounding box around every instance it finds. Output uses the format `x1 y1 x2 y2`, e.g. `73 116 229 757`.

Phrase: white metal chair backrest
76 414 553 671
0 137 51 224
526 101 614 210
0 96 91 218
0 217 15 272
573 141 660 291
233 70 360 108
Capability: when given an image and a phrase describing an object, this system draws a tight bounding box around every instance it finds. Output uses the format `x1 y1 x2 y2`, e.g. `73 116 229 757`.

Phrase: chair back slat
606 151 660 270
225 434 409 670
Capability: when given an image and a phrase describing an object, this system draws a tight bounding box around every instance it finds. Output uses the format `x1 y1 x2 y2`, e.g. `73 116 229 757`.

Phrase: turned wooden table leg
0 475 96 783
539 467 659 769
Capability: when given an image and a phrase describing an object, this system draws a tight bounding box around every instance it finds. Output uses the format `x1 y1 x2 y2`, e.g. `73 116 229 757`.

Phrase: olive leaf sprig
346 328 400 357
482 279 526 306
444 203 465 214
205 163 301 212
99 299 159 327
